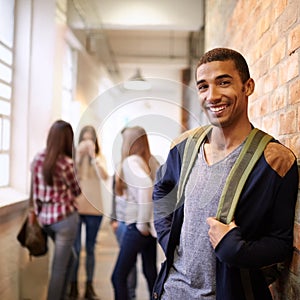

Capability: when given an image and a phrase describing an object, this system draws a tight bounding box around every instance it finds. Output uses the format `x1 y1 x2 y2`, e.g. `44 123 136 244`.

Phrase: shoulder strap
29 173 34 208
176 125 212 207
216 128 273 224
176 127 273 223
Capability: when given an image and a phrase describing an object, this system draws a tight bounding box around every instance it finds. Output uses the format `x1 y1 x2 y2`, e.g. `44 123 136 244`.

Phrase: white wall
9 0 184 195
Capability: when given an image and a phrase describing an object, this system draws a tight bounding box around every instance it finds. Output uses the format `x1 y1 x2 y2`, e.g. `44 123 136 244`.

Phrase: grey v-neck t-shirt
161 142 243 300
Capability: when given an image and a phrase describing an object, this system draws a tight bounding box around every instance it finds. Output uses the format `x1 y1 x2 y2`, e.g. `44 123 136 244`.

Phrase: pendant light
123 68 151 91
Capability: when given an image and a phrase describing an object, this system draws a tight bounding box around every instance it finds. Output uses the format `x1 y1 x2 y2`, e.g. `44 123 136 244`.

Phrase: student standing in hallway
152 48 299 300
111 126 160 300
69 125 108 300
111 170 138 300
31 120 81 300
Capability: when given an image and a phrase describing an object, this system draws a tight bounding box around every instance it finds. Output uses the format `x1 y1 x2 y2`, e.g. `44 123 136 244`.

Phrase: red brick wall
205 0 300 298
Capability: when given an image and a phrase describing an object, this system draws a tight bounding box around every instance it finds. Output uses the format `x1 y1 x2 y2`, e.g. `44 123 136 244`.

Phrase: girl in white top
111 126 160 300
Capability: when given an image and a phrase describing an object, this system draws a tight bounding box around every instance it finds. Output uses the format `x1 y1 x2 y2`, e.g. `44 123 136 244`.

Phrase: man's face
196 60 252 128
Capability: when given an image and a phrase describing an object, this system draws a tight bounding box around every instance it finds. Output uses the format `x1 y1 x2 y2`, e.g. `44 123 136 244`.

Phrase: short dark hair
196 48 250 83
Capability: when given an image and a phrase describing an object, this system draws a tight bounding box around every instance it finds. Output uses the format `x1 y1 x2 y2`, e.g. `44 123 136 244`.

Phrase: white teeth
210 105 226 112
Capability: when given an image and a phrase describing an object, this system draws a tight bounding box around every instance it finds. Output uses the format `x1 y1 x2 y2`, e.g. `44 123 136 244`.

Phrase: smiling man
152 48 299 300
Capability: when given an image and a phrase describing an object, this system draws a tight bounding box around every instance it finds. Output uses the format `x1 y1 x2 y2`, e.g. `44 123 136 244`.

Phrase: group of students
30 47 298 300
31 122 107 300
31 120 159 300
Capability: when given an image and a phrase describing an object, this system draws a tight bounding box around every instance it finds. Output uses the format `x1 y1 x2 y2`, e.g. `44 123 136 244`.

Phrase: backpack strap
216 128 273 224
176 125 212 207
176 126 274 300
176 126 273 220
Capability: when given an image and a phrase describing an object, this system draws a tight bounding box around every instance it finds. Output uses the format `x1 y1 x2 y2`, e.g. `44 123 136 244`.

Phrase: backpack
177 125 273 218
176 126 284 291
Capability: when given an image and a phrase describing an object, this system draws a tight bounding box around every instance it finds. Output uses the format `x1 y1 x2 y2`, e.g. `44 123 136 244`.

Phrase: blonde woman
111 126 160 300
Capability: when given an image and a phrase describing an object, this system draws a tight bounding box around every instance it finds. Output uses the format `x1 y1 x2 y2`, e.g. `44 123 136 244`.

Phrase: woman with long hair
69 125 108 300
111 126 160 300
31 120 81 300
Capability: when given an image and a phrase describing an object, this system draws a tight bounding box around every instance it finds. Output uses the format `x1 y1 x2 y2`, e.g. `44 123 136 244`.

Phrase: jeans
43 212 79 300
115 221 137 299
72 214 103 283
112 223 157 300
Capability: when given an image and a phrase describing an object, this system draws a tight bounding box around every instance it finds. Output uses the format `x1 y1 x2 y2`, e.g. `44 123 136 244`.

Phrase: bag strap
176 125 212 207
28 173 34 209
216 128 273 224
176 126 273 222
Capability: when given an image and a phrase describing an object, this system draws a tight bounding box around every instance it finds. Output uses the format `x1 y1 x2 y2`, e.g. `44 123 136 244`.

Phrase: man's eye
219 81 230 86
198 84 208 91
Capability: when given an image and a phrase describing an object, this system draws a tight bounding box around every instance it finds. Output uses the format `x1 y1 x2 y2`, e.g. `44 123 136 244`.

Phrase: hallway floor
78 218 150 300
19 218 164 300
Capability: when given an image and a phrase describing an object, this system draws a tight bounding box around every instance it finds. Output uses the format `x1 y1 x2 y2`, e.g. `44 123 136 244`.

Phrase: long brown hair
42 120 74 185
115 126 152 196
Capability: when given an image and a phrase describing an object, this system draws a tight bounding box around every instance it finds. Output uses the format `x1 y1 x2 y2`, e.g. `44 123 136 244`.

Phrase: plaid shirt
31 150 81 225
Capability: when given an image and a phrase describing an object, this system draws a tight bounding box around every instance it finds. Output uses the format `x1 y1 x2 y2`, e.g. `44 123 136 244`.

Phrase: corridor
1 1 300 300
19 217 164 300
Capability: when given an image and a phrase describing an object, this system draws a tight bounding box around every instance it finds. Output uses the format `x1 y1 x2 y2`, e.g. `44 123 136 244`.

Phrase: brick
248 100 259 120
259 32 273 58
257 55 270 77
270 39 286 68
298 106 300 132
262 114 278 136
253 77 264 98
271 86 287 111
279 109 297 134
269 23 280 49
290 135 300 157
258 94 269 116
263 69 279 94
286 54 299 81
273 0 288 20
255 9 272 40
288 24 300 54
289 78 300 104
253 0 272 20
279 55 299 85
278 1 298 33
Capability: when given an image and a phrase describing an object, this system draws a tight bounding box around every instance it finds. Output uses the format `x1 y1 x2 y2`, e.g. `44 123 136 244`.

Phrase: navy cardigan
152 129 299 300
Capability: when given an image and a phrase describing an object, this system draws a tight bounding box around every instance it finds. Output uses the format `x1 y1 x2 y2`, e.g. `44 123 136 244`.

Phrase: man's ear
244 78 255 96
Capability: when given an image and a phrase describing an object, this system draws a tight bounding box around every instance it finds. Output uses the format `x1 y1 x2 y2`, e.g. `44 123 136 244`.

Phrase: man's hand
207 217 237 249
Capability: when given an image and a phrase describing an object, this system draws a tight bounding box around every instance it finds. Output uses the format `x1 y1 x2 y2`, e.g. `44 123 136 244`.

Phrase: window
0 0 14 187
56 0 80 129
61 45 78 128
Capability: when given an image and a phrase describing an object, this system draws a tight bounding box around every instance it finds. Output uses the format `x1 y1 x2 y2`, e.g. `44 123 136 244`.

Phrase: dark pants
111 224 157 300
72 214 103 283
115 221 137 299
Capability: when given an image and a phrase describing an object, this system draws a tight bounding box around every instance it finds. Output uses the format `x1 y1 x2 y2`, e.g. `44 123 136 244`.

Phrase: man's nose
207 85 221 102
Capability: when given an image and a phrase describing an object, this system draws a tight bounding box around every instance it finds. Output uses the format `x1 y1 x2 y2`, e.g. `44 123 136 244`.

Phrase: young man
152 48 299 300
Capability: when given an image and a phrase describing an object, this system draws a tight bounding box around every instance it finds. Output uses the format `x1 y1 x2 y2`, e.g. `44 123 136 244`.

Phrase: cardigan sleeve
153 143 183 253
215 159 299 269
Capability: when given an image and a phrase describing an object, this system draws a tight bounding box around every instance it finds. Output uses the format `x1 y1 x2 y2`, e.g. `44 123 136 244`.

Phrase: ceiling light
123 69 151 91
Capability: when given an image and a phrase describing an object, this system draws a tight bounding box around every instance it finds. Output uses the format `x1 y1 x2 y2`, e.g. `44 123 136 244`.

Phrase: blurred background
0 1 299 299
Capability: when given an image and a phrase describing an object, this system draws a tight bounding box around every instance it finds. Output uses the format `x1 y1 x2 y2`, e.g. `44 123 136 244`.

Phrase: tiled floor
19 218 164 300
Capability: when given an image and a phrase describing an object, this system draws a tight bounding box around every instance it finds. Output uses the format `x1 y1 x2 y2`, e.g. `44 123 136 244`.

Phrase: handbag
17 175 48 258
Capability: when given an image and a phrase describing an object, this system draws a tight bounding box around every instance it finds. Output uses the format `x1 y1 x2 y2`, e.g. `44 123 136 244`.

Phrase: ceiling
66 0 205 83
